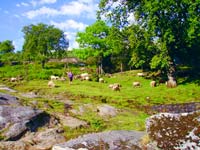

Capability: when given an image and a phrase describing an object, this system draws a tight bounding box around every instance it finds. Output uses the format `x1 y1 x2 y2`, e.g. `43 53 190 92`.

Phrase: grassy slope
0 64 200 139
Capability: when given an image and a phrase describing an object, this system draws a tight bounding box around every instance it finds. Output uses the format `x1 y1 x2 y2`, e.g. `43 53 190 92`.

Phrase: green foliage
0 40 15 54
76 20 111 67
22 23 69 67
99 0 200 74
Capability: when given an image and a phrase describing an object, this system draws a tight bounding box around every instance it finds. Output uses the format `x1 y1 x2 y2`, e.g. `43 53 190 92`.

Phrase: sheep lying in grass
48 80 55 88
133 81 141 87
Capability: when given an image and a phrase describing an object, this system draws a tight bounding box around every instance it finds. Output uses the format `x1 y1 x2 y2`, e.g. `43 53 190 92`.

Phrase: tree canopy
22 23 69 68
0 40 15 54
98 0 200 78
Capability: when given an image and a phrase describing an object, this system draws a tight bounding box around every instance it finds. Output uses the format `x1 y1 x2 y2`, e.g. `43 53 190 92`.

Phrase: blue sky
0 0 99 51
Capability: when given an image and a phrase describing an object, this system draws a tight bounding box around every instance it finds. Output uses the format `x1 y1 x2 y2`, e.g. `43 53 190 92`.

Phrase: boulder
146 111 200 149
0 92 19 105
21 128 66 150
0 105 44 140
53 130 145 150
97 104 117 117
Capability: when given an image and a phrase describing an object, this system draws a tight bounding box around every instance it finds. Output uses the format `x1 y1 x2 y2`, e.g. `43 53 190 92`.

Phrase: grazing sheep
112 85 120 91
166 79 177 88
10 77 17 82
80 73 89 80
99 78 104 83
133 81 141 87
137 72 145 77
50 75 59 80
150 81 156 87
109 83 121 91
48 80 55 88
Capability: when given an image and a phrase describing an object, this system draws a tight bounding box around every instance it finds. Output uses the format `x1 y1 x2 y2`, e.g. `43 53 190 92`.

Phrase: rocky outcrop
0 92 19 105
0 105 44 140
52 130 145 150
20 128 66 150
146 111 200 150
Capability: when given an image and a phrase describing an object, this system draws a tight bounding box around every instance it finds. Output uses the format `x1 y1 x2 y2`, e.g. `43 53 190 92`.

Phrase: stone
146 111 200 149
0 105 44 140
97 104 117 117
0 92 19 105
57 114 88 129
53 130 145 150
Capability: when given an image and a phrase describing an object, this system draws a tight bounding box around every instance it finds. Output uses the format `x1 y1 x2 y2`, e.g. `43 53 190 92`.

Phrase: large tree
22 23 68 68
76 20 111 73
99 0 200 80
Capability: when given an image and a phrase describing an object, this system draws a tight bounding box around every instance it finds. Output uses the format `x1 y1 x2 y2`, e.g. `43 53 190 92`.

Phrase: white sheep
112 84 120 91
50 75 59 80
133 81 141 87
48 80 55 88
80 73 89 80
166 79 177 88
137 72 145 77
99 78 104 83
108 83 121 91
10 77 17 82
150 81 156 87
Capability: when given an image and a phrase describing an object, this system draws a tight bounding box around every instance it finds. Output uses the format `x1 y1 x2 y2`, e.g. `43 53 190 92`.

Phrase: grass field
1 63 200 139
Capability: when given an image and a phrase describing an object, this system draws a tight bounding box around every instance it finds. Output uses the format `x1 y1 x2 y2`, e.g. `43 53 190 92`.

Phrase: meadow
0 62 200 139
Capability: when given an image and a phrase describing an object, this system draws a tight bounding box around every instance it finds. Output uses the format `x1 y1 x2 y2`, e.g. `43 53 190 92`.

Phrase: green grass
1 64 200 139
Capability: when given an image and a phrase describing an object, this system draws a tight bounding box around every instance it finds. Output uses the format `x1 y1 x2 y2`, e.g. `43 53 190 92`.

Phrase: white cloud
16 2 29 7
24 0 98 19
64 31 79 50
51 20 88 31
30 0 57 6
24 6 59 19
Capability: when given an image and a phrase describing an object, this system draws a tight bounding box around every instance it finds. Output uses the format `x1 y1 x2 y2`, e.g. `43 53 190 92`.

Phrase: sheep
108 83 121 91
48 80 55 88
166 79 177 88
99 78 104 83
80 73 89 80
50 75 59 80
112 84 120 91
137 72 145 77
10 77 17 82
133 81 141 87
150 81 156 87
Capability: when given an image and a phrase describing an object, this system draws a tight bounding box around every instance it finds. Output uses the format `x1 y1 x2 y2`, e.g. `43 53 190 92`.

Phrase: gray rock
0 86 17 93
57 114 88 129
21 128 66 150
0 141 28 150
0 105 43 140
97 104 117 117
146 111 200 150
0 92 19 105
53 130 145 150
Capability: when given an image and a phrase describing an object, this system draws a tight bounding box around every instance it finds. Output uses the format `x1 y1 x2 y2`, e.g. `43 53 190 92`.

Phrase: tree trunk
166 60 177 88
41 60 45 69
120 62 123 73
